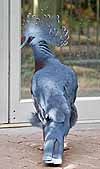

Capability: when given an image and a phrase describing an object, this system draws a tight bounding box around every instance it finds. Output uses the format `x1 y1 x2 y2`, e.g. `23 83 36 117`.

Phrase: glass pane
21 0 100 99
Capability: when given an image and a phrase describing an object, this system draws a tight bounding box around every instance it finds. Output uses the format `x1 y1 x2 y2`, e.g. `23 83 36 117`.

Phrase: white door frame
0 0 9 123
10 0 33 123
10 0 100 123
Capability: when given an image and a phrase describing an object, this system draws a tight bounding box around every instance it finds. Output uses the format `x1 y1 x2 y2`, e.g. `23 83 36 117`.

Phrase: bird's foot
38 145 43 151
64 142 70 151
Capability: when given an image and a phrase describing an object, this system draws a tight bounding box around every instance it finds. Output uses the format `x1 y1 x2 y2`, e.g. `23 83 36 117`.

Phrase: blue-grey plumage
21 13 78 165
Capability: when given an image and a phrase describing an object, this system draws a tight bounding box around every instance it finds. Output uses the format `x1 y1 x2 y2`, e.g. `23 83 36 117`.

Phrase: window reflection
21 0 100 98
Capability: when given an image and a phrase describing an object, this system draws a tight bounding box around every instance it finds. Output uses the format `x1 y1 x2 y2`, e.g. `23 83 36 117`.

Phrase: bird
21 13 78 165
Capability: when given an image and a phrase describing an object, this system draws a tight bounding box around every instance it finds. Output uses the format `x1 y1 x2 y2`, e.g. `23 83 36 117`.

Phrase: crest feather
23 13 69 47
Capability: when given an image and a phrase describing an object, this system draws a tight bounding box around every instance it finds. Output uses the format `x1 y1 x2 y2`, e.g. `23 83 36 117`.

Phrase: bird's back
31 57 77 122
33 57 77 98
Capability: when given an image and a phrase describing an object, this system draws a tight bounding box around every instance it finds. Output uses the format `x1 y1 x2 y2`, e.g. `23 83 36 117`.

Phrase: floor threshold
0 123 32 129
0 120 100 129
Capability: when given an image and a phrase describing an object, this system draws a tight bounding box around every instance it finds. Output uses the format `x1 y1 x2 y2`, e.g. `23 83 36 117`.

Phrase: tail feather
43 121 64 164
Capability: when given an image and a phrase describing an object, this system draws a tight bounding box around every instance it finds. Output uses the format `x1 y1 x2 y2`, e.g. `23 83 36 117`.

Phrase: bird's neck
31 41 55 72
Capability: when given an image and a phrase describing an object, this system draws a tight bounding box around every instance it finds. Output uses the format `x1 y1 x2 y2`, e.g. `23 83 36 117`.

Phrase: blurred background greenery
21 0 100 98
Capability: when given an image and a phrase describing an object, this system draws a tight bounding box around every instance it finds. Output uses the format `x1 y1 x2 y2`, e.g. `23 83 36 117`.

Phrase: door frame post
0 0 9 123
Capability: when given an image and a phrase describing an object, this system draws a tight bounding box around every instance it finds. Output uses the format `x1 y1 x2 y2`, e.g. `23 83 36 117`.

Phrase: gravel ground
0 126 100 169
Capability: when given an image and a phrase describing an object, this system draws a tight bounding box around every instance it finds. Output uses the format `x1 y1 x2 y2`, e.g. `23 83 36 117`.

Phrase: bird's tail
43 121 64 164
70 105 78 128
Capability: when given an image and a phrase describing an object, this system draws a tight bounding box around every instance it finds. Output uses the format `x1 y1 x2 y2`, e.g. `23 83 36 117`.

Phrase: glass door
10 0 100 123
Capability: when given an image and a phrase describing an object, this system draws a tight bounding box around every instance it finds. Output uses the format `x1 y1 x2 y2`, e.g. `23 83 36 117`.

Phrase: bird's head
21 13 69 48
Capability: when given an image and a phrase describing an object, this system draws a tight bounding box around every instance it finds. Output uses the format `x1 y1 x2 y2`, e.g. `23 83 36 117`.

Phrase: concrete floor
0 124 100 169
